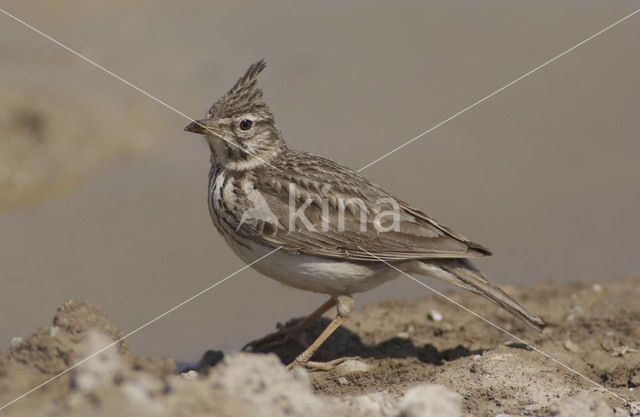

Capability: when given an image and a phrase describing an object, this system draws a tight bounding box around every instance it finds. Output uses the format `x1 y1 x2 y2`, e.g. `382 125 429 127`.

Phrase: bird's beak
184 118 213 135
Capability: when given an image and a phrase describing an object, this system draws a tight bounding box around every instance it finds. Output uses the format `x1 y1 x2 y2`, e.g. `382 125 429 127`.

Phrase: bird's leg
287 295 354 370
242 298 336 352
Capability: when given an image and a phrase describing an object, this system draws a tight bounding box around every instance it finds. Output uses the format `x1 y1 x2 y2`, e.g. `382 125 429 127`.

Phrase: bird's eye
239 119 253 131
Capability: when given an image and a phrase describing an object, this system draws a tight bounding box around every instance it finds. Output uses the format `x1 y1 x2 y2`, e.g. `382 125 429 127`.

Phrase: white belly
232 242 399 295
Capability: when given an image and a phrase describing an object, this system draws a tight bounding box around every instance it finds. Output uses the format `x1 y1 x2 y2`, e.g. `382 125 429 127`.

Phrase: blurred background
1 1 639 362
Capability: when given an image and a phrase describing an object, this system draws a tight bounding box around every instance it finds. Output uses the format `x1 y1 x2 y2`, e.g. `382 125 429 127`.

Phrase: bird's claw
286 356 360 372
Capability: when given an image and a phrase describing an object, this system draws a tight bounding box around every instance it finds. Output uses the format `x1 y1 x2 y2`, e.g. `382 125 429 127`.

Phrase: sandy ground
1 276 638 417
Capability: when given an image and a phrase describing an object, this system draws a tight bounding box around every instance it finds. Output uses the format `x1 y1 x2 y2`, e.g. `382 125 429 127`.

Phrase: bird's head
185 60 285 170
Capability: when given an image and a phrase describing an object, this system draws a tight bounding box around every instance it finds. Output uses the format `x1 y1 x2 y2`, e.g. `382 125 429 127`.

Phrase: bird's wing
240 153 491 262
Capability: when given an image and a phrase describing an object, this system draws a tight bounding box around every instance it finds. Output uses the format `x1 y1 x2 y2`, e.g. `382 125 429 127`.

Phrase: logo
238 183 402 233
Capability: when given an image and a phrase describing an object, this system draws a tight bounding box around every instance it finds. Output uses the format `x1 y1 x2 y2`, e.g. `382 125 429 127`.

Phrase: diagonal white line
0 7 282 172
357 7 640 173
0 246 282 412
356 246 636 410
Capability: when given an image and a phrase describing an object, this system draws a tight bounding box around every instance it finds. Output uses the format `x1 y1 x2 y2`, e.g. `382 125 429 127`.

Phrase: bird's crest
208 60 269 118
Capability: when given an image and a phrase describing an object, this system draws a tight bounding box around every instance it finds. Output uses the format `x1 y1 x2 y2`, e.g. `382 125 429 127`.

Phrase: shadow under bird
184 60 545 369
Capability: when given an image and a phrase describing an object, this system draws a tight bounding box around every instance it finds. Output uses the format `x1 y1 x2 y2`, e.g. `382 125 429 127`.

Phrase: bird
184 60 545 369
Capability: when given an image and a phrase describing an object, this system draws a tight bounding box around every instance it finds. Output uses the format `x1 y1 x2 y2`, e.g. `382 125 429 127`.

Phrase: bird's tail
405 259 546 331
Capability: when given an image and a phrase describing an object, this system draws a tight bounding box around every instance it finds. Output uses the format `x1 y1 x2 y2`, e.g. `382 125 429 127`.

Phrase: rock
71 331 122 394
10 337 23 347
336 359 370 375
210 353 341 417
563 339 581 353
341 392 399 417
551 392 615 417
398 385 463 417
179 370 199 380
428 310 443 322
196 349 225 374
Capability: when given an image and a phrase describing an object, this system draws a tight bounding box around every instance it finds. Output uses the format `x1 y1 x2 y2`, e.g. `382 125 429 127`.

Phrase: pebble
336 376 349 385
179 370 199 380
563 339 580 353
336 359 370 375
593 283 602 292
504 341 533 351
428 310 443 322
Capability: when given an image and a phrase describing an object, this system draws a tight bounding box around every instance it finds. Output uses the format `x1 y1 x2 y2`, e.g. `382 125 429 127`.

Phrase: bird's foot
286 356 360 372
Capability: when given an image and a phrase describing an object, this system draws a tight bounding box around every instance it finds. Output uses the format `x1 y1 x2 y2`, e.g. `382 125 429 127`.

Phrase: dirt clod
0 276 639 416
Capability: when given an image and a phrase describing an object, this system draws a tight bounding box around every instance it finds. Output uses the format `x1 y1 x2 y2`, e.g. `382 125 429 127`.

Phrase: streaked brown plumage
185 60 545 369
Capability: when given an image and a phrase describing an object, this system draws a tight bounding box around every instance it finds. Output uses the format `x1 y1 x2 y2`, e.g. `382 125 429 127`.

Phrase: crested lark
185 60 545 369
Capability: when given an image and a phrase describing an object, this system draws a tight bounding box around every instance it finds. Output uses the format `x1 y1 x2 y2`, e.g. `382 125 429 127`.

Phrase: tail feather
406 259 546 331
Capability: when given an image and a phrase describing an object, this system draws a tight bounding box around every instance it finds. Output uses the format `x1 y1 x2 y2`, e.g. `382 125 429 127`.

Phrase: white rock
336 376 349 385
552 392 614 417
122 378 166 414
398 384 463 417
343 392 398 416
72 331 122 394
336 359 370 375
179 370 199 380
211 353 339 417
428 310 443 322
563 339 580 353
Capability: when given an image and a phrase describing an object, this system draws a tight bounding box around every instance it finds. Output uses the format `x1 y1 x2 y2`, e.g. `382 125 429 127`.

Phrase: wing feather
239 151 491 262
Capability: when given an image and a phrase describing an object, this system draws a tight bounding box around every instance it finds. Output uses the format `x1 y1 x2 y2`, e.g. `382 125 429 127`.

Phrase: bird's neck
208 139 286 172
